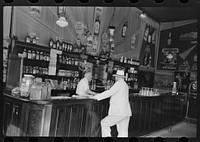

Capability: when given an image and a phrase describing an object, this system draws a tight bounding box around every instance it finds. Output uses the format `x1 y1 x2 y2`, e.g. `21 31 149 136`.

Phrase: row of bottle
57 70 79 77
23 65 48 75
57 55 79 66
90 79 96 91
49 40 73 52
59 78 79 90
120 56 139 65
139 87 160 96
23 49 50 61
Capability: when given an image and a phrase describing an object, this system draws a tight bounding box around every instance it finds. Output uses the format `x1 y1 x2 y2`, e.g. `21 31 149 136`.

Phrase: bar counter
3 92 184 137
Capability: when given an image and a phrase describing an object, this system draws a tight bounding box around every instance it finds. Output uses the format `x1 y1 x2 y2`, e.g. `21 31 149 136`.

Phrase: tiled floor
142 121 197 138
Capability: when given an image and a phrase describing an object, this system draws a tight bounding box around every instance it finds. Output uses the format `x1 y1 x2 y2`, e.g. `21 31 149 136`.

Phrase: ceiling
139 7 198 22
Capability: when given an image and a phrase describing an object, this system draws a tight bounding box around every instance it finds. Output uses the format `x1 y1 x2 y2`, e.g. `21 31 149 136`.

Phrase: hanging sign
75 21 85 35
30 6 42 17
131 34 136 49
92 37 98 55
91 7 102 55
94 8 102 35
86 34 93 54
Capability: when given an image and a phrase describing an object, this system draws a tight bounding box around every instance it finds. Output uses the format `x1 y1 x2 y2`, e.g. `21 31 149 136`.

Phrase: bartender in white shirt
92 70 132 137
76 72 97 97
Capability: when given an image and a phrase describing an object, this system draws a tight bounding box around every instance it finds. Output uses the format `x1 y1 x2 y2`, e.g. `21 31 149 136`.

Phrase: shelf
57 63 79 71
23 58 49 67
22 73 79 80
15 40 50 52
62 50 80 57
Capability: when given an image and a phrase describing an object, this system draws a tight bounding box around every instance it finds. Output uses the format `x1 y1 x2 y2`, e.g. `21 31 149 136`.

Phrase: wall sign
75 21 85 35
160 48 179 70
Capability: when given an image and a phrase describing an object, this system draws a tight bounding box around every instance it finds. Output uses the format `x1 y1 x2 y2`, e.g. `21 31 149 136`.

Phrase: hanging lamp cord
109 7 116 28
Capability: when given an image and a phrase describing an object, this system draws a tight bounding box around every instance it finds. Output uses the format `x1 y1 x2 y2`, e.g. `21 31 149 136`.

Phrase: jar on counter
20 75 34 98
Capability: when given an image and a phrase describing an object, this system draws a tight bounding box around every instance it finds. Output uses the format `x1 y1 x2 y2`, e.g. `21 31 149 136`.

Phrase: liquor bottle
23 49 27 58
28 50 32 59
59 55 62 64
134 79 138 90
43 52 46 61
33 66 36 74
69 57 71 65
130 58 133 65
67 44 70 51
46 53 50 61
167 32 172 46
120 56 124 63
40 51 43 61
23 66 25 73
36 51 39 60
66 57 69 64
32 50 36 60
29 66 33 74
124 57 127 63
71 58 74 65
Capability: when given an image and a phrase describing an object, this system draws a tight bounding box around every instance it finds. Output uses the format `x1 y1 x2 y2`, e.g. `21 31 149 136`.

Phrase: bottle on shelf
36 51 39 60
120 56 124 63
59 55 62 64
40 51 43 61
32 50 36 60
167 32 172 46
134 79 138 90
43 52 46 61
33 66 37 74
46 53 50 61
28 50 32 59
124 57 127 63
69 57 72 65
23 49 27 58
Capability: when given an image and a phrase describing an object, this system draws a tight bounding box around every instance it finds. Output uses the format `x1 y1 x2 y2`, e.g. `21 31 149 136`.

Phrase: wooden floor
142 121 197 138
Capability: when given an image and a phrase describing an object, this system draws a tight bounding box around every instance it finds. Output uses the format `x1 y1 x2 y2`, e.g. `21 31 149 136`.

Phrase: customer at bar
76 72 97 96
92 70 132 137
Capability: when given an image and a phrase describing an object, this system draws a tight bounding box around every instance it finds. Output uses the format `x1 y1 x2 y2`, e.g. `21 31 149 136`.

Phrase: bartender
76 72 97 96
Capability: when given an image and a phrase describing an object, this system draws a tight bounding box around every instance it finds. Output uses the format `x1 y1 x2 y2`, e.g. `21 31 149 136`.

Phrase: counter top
3 92 178 105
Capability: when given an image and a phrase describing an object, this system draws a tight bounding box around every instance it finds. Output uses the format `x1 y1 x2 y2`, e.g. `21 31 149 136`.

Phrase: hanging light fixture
109 7 116 36
140 11 147 18
56 6 68 27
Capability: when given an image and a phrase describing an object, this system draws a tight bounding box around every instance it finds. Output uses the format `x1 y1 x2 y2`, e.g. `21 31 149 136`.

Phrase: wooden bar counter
3 92 184 137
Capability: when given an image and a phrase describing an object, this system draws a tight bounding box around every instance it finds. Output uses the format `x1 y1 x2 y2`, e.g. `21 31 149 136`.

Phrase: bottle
32 50 36 60
66 57 69 64
69 58 71 65
172 82 177 95
33 66 36 74
134 79 138 90
23 66 26 73
120 56 124 63
23 49 27 58
71 58 74 65
46 53 50 61
36 51 39 60
167 32 172 46
124 57 127 63
28 50 32 59
40 51 43 61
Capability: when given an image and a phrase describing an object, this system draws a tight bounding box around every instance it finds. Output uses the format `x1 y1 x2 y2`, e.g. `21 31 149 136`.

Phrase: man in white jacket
92 70 132 137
